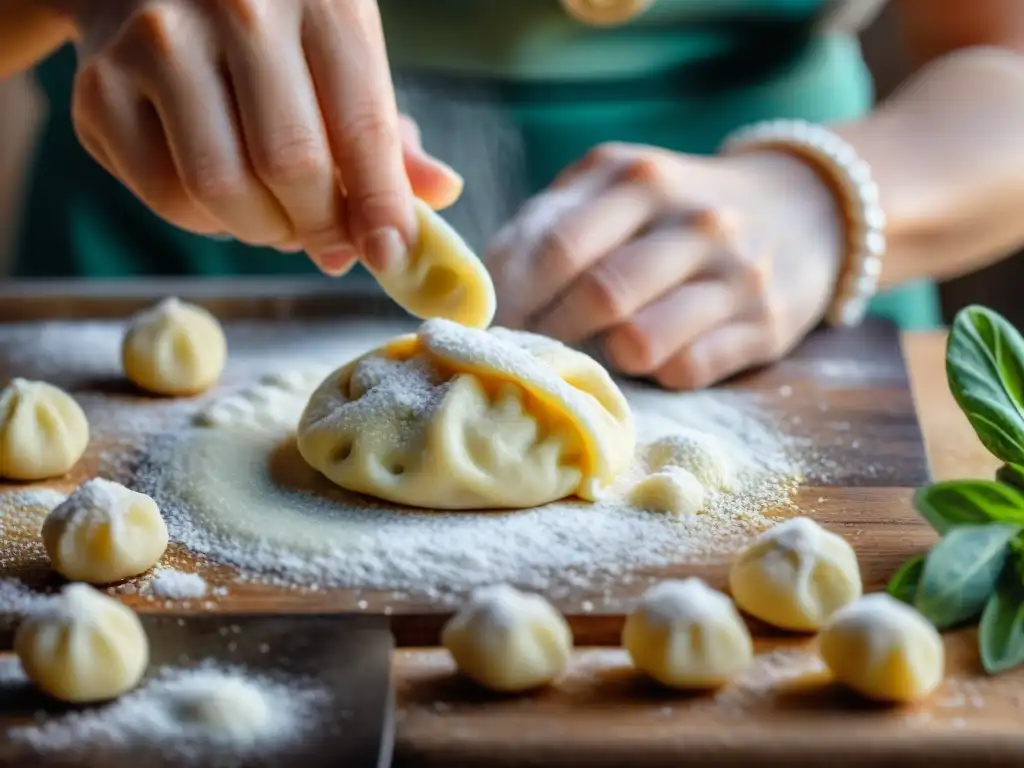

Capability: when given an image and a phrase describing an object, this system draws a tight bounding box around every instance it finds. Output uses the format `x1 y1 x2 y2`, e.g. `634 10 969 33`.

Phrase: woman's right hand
60 0 463 276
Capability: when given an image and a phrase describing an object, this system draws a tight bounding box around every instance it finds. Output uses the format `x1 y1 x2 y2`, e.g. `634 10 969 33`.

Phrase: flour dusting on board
1 320 809 599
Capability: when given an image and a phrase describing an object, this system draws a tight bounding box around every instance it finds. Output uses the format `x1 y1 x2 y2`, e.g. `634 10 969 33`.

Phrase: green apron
14 0 940 329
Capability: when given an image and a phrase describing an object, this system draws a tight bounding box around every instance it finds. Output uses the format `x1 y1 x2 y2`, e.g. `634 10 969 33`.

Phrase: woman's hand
487 143 846 390
61 0 463 276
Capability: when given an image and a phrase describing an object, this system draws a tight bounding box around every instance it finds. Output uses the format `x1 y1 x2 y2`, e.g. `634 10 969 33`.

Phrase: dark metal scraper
0 613 395 768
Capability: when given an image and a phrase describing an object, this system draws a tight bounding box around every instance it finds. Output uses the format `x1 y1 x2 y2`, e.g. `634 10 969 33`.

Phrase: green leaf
946 305 1024 466
914 523 1019 629
914 480 1024 535
997 463 1024 493
887 554 925 604
979 576 1024 674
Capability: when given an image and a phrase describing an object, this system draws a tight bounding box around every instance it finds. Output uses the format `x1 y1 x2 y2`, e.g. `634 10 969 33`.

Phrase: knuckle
662 349 712 391
73 61 116 118
181 160 248 206
622 156 666 188
578 264 631 321
583 142 630 170
540 226 584 277
220 0 271 31
338 109 398 154
125 5 183 57
253 126 330 186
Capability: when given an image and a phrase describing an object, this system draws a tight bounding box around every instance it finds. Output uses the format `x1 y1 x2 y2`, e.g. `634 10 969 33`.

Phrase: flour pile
2 658 330 762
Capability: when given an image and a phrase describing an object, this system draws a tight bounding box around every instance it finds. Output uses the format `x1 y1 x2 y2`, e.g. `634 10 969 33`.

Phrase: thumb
399 115 464 211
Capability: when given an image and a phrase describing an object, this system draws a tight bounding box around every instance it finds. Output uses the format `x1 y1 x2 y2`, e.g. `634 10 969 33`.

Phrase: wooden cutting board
0 280 936 647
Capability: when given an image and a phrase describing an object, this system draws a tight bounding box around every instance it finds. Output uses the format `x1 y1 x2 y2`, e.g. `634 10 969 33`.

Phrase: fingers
604 279 739 376
489 179 654 327
217 1 352 272
117 7 293 248
303 0 414 275
652 322 773 391
531 227 713 343
72 60 222 236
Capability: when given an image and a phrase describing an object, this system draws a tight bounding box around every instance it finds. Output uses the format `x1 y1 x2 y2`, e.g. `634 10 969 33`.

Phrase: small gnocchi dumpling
297 319 635 509
819 593 944 703
645 428 733 491
42 478 168 584
373 198 496 330
122 297 227 396
729 516 862 631
0 378 89 481
15 583 149 703
628 467 705 515
622 578 753 689
441 584 573 693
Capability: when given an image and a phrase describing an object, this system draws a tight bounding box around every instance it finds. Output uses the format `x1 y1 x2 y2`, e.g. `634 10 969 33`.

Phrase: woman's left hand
486 142 847 390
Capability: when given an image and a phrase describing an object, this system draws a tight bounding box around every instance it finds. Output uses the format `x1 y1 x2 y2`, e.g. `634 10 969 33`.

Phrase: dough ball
42 478 168 584
15 583 149 703
623 578 752 689
0 378 89 481
122 297 227 396
168 676 271 736
441 584 573 692
819 593 944 703
729 516 862 632
297 319 634 509
373 198 496 329
628 467 705 515
646 428 733 491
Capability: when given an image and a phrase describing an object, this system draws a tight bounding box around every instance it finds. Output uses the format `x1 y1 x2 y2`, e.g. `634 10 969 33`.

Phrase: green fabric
15 0 941 330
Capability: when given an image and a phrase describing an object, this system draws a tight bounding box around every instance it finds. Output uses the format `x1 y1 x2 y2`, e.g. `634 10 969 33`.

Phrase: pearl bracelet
719 119 887 328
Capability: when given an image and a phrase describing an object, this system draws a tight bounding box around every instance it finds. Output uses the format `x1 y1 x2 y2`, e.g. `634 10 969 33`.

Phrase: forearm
831 47 1024 288
0 1 74 79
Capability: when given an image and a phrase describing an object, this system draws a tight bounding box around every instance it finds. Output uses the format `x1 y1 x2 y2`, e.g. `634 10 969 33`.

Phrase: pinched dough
0 378 89 481
622 578 753 689
373 198 496 329
819 593 944 703
729 516 862 631
441 584 573 692
42 478 168 584
297 319 635 509
628 467 705 515
15 583 149 703
122 298 227 396
645 428 733 491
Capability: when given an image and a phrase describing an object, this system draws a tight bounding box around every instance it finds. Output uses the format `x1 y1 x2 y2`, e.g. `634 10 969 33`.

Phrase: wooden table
389 332 1015 767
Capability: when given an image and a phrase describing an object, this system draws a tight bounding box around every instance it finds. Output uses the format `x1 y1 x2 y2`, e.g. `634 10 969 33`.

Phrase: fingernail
362 227 407 275
431 158 464 188
318 248 357 277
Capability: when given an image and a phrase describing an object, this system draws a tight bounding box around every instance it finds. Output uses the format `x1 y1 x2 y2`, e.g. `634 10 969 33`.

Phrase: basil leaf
914 523 1019 629
979 576 1024 674
887 554 925 604
914 480 1024 535
946 305 1024 466
997 463 1024 493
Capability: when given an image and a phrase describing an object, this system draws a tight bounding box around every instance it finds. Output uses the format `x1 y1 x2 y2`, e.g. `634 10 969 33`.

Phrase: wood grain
0 291 933 646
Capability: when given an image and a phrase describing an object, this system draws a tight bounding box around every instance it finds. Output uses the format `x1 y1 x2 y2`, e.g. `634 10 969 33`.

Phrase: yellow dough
0 378 89 481
373 198 496 330
729 516 862 631
15 583 149 703
297 319 635 509
441 584 573 692
819 593 944 703
645 428 733 491
622 578 753 689
42 478 168 584
122 298 227 396
628 467 705 515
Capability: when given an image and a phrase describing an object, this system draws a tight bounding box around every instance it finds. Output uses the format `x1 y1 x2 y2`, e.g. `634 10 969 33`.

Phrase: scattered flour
4 662 331 762
150 568 208 600
2 319 808 600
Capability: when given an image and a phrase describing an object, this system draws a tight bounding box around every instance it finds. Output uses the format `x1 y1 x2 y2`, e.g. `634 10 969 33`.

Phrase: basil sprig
888 305 1024 674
